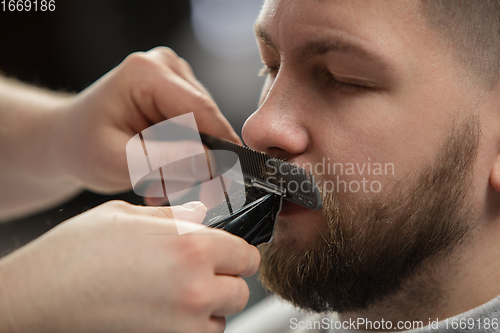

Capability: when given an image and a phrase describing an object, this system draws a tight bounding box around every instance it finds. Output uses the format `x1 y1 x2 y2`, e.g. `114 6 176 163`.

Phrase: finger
146 47 208 95
126 50 241 144
125 202 208 224
210 276 250 317
130 66 216 128
210 235 261 277
207 316 226 333
138 50 241 144
164 202 208 224
151 73 241 144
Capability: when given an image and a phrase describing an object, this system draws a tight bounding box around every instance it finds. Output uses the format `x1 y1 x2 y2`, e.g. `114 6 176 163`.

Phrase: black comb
200 133 322 210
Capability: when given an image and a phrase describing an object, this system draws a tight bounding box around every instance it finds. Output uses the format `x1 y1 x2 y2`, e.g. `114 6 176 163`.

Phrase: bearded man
1 0 500 332
227 0 500 331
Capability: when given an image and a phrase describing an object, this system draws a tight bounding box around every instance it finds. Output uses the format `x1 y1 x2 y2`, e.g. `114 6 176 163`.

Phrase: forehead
255 0 426 60
257 0 419 30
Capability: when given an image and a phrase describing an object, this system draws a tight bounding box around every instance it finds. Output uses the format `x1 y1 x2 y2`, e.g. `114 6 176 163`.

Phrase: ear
490 155 500 193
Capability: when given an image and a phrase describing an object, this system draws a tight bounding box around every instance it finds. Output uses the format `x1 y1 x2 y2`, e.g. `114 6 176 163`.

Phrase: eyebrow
255 23 388 67
255 28 279 55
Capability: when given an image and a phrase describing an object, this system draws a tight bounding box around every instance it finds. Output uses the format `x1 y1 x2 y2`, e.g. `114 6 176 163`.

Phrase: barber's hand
0 201 259 333
51 47 240 194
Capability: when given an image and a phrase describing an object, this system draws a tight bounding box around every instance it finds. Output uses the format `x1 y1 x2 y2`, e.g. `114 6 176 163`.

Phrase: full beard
258 116 480 313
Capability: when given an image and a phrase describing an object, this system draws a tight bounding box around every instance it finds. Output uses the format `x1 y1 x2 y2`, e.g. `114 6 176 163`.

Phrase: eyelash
258 64 279 77
319 70 366 93
258 65 366 93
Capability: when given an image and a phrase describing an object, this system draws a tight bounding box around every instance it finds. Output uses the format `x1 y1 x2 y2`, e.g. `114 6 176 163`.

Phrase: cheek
306 96 450 201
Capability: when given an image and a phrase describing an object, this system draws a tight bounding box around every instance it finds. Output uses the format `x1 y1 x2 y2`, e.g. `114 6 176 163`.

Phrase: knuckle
178 56 194 72
230 249 250 274
152 46 178 57
180 280 212 313
239 243 251 265
193 92 217 112
122 52 158 72
107 212 130 225
226 237 253 272
102 200 131 212
123 51 148 66
177 237 210 264
149 46 180 64
234 279 250 312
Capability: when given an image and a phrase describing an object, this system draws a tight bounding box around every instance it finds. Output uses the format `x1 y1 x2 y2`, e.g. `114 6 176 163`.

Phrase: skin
242 0 500 326
0 47 241 220
0 201 259 333
0 47 259 332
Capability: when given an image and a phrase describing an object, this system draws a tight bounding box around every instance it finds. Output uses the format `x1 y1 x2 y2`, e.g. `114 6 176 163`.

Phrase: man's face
241 0 491 313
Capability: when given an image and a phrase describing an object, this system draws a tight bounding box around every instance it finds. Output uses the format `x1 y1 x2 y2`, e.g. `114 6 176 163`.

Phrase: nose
242 74 310 161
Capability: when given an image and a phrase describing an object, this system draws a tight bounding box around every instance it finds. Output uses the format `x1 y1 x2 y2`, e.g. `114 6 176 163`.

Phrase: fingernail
181 201 205 211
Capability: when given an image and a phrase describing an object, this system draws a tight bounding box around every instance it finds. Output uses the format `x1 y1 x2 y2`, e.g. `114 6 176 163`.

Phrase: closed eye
317 69 370 93
259 64 280 77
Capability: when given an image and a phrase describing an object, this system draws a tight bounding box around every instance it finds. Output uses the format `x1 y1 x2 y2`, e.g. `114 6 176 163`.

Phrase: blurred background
0 0 268 320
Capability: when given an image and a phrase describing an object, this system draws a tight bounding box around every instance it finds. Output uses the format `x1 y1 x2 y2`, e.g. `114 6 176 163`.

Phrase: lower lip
279 200 310 216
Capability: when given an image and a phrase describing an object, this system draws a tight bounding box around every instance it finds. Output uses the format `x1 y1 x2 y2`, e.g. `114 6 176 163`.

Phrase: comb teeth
200 133 322 210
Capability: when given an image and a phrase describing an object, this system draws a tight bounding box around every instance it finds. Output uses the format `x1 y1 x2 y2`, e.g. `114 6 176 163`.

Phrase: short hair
420 0 500 86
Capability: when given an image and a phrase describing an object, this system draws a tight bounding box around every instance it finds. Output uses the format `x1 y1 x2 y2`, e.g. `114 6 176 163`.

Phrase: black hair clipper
130 122 321 246
203 186 282 246
200 134 322 246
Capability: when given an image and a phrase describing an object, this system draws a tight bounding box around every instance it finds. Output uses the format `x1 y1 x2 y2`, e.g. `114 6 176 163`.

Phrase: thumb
171 201 209 235
136 201 207 224
170 201 207 224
